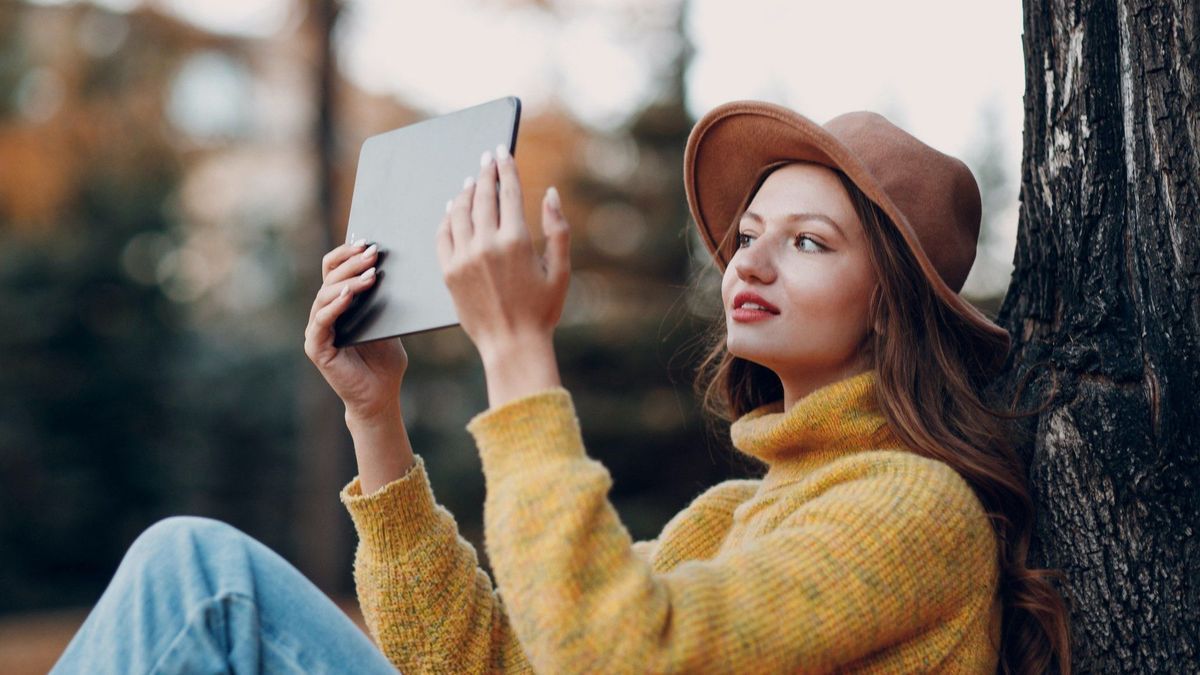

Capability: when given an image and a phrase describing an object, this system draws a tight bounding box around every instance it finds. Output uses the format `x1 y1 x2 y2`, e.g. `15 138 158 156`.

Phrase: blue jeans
50 516 400 674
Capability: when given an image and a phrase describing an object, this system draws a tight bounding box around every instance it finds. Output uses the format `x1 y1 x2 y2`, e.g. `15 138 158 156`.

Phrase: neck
778 360 872 411
731 368 898 493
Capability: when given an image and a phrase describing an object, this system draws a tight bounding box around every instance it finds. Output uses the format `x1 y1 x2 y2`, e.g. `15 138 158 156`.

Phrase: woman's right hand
304 239 408 421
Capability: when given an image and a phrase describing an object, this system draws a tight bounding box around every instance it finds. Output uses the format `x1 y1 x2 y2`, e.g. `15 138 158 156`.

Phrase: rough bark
999 0 1200 671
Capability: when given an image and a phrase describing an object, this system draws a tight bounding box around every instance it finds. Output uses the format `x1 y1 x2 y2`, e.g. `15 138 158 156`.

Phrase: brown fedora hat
683 100 1011 377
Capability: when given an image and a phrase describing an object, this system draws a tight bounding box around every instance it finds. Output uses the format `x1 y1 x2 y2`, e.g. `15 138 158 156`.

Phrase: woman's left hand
436 144 571 370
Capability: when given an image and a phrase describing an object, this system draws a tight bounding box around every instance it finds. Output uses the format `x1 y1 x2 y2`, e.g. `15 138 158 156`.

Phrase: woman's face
721 162 878 395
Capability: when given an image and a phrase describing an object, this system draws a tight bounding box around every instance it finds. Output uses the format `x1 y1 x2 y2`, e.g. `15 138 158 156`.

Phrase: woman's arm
467 388 1000 674
304 237 532 672
339 414 534 674
344 402 413 496
335 391 534 673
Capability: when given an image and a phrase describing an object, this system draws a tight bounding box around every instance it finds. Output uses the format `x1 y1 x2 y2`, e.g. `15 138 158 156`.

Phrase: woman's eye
795 234 825 253
736 233 752 248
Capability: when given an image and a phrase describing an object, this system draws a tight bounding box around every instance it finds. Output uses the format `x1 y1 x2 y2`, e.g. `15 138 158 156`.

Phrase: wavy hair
691 162 1073 674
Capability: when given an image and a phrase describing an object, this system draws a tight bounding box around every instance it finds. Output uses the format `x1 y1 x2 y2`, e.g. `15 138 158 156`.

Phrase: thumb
542 186 571 285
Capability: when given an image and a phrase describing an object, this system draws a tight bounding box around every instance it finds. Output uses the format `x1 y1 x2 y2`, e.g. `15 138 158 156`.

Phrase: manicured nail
546 186 561 211
480 150 493 168
353 238 366 247
339 285 349 298
446 199 453 213
495 143 510 161
463 176 475 189
361 243 377 259
360 267 376 280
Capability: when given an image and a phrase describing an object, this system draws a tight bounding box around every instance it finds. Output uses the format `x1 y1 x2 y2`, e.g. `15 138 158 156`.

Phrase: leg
50 516 400 675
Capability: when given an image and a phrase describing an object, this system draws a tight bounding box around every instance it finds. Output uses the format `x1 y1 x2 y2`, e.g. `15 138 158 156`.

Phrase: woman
51 101 1072 674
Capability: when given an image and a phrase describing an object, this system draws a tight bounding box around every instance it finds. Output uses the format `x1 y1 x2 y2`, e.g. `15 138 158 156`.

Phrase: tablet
333 96 521 347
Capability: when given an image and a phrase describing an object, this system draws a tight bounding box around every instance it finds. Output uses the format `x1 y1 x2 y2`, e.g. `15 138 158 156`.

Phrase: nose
731 235 777 284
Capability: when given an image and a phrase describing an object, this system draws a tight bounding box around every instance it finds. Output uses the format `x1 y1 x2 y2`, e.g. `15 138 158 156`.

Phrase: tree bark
1000 0 1200 670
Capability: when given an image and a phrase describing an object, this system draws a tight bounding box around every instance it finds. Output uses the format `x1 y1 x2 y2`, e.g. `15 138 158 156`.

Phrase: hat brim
684 100 1011 376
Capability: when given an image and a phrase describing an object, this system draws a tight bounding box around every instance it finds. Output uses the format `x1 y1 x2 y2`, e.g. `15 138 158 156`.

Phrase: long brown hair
692 162 1073 674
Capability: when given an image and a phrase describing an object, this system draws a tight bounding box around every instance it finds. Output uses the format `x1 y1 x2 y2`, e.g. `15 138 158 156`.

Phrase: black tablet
333 96 522 347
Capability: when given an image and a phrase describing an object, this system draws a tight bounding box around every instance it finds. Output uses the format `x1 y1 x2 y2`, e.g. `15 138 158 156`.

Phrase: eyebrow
741 210 846 239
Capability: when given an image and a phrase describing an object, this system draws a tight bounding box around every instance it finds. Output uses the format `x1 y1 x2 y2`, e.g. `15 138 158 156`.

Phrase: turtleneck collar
730 369 899 493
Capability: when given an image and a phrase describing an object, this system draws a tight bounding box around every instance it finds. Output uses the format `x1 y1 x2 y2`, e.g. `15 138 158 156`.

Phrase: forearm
345 401 415 496
339 454 533 674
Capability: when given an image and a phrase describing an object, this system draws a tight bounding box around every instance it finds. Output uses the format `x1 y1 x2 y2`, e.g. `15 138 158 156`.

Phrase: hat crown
821 111 982 292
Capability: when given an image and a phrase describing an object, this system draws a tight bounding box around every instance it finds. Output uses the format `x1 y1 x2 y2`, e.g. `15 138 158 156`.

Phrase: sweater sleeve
466 387 997 674
338 454 533 674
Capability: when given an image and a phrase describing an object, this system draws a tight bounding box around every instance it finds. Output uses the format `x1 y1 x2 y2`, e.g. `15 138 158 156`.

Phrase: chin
725 339 783 373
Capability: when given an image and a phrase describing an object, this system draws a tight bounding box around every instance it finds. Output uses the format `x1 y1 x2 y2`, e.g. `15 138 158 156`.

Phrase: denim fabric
50 516 400 674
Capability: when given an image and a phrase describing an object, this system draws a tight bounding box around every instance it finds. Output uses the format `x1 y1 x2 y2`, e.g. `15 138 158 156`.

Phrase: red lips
732 291 780 314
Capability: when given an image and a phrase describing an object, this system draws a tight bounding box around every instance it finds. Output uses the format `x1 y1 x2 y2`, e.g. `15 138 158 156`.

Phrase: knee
125 516 247 567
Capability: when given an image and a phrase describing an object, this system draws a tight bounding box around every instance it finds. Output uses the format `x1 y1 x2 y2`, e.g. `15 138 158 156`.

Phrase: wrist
477 333 561 408
344 400 403 432
344 401 415 494
477 329 554 365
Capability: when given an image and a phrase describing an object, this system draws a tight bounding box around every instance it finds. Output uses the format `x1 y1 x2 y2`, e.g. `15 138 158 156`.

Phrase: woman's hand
304 239 408 421
437 144 571 407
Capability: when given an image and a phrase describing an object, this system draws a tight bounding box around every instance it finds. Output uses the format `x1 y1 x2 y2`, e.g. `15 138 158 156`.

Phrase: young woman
51 101 1072 674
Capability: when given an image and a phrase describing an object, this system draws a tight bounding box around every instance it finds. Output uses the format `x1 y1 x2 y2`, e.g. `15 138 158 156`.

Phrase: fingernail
445 199 453 213
339 285 349 298
353 238 366 247
480 150 493 168
546 186 561 211
360 267 376 280
463 176 475 189
495 143 510 161
361 243 378 259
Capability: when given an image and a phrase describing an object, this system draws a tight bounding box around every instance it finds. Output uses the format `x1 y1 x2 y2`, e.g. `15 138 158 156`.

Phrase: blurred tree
289 0 350 598
0 1 308 613
547 0 760 547
0 3 189 612
961 96 1018 311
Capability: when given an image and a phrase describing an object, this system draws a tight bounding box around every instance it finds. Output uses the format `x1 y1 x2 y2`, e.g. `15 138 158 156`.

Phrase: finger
449 176 475 251
304 279 360 360
321 238 368 281
326 242 379 285
305 283 356 356
542 186 571 286
494 143 528 240
472 150 499 239
436 204 453 270
308 265 377 324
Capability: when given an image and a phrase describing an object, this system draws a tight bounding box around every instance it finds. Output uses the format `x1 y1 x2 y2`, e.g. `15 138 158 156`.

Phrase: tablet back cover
333 96 521 347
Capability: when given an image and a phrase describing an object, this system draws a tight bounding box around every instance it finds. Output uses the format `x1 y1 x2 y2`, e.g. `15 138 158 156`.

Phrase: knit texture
339 369 1003 673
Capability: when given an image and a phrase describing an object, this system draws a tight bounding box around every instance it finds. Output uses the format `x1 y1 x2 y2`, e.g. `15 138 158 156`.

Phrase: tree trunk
292 0 351 596
1000 0 1200 670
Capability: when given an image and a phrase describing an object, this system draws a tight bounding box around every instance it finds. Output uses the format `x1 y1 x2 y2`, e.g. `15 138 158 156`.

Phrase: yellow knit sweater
339 369 1003 673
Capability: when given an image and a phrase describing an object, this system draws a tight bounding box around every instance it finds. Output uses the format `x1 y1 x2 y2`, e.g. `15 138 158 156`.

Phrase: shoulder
654 478 760 537
817 450 986 510
689 478 761 513
794 450 997 560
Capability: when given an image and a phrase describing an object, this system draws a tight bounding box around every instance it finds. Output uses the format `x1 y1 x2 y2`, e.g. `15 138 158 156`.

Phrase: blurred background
0 0 1023 669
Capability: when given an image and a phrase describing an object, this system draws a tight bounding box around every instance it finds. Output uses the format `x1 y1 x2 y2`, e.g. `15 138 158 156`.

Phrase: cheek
719 265 737 306
780 265 873 330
